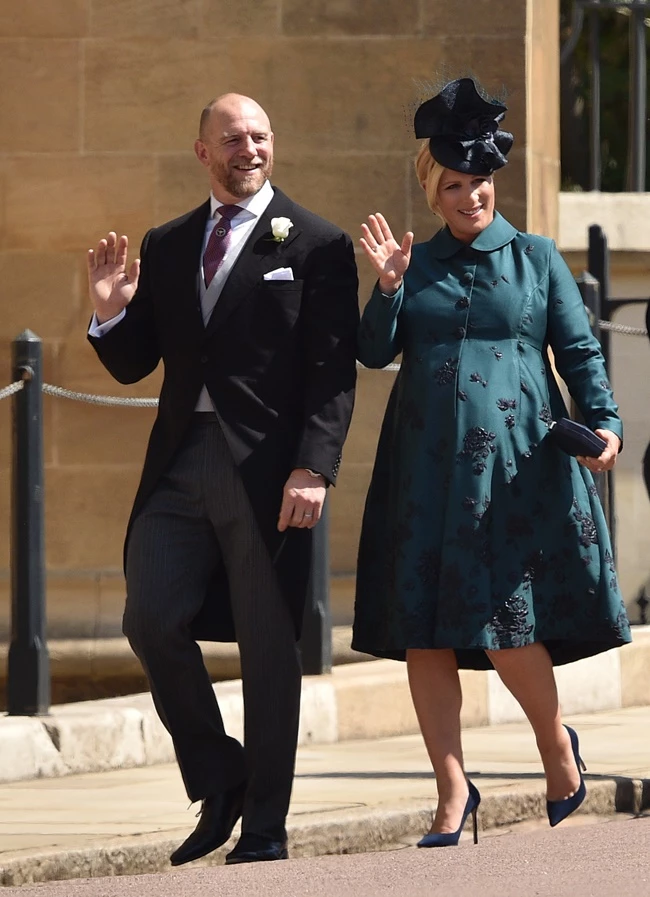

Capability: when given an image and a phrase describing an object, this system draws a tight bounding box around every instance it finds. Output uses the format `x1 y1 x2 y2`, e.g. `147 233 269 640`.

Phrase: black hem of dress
350 637 631 670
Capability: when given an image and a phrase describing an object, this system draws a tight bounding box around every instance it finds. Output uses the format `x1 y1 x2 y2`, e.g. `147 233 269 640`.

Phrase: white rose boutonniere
270 217 294 242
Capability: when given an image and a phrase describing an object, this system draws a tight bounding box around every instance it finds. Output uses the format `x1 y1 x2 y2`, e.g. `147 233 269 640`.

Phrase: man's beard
214 158 274 198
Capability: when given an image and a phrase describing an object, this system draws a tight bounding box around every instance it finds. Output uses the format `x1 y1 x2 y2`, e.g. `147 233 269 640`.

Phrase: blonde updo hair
414 142 447 223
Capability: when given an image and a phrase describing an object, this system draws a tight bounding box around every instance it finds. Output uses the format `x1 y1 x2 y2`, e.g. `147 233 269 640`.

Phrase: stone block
422 0 526 35
459 669 489 728
299 677 337 744
614 470 650 617
487 649 622 725
204 0 281 36
283 0 419 36
84 40 230 152
96 573 128 637
42 705 146 773
57 334 163 397
0 0 87 37
530 40 559 161
0 252 83 342
228 37 447 154
45 576 102 640
213 679 244 742
343 366 396 465
44 467 139 569
411 41 526 147
54 399 157 467
273 153 407 249
90 0 200 39
5 156 156 251
492 148 528 219
328 461 372 573
333 659 419 740
0 157 7 249
330 576 355 626
554 650 623 716
0 717 67 783
155 155 212 224
406 162 444 244
620 631 650 707
528 154 559 237
0 40 80 152
356 251 383 310
107 692 176 765
497 197 527 235
44 574 126 641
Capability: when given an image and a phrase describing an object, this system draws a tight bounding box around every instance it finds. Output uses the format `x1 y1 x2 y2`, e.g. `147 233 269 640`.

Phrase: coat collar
427 211 519 259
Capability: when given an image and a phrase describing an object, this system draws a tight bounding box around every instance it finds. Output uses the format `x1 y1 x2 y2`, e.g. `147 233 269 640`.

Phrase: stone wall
0 0 559 637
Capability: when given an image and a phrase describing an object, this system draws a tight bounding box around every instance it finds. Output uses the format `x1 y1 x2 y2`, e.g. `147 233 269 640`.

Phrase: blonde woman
353 78 630 847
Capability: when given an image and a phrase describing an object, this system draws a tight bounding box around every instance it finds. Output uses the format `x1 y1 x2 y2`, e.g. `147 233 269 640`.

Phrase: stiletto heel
546 725 587 827
417 780 481 848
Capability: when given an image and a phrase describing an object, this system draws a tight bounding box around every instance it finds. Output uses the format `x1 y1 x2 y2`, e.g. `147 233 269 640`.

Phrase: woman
352 78 631 847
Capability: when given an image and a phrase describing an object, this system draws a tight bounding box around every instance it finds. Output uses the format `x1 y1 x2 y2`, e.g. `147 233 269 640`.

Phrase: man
87 94 359 865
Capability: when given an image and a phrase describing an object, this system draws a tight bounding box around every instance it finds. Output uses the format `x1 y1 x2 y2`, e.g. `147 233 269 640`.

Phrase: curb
0 778 646 887
0 631 649 784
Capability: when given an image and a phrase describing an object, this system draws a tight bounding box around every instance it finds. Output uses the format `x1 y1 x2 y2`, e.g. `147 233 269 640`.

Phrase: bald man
87 94 359 865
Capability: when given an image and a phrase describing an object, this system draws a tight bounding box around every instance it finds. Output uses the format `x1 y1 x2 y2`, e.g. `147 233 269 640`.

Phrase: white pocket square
263 267 294 281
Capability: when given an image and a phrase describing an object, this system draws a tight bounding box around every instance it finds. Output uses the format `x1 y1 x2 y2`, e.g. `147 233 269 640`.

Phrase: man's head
194 94 274 203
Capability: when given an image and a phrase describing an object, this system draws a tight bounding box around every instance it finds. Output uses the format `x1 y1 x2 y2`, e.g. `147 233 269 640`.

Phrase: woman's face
436 169 495 243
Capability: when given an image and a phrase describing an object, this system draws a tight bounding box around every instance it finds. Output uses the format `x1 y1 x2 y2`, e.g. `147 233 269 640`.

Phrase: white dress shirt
88 180 275 411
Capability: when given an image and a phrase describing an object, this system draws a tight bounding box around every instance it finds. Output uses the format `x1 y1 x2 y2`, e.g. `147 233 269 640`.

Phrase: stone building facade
12 1 646 644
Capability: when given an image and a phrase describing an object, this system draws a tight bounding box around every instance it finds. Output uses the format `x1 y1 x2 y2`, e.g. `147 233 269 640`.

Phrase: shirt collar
427 211 519 258
209 178 274 221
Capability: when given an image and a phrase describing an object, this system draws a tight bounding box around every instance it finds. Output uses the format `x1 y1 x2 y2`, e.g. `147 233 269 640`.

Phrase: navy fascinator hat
414 77 513 175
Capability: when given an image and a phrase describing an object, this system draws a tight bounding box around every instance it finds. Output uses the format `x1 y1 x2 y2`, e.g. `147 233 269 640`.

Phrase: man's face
195 98 274 202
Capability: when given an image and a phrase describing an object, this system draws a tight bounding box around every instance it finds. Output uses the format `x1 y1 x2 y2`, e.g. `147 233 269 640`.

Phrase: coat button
455 327 466 339
462 272 473 284
200 355 208 364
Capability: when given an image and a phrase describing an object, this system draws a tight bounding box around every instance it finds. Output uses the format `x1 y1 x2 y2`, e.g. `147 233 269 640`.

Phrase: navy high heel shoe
546 725 587 827
417 780 481 847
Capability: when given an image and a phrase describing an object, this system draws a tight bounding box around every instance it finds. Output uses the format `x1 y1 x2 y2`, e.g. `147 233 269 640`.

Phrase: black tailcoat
89 187 359 641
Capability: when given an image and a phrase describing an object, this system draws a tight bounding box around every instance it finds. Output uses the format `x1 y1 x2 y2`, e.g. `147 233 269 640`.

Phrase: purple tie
203 204 242 287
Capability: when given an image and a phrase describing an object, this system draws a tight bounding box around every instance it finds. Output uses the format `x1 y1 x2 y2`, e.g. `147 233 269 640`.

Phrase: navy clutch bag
549 418 606 458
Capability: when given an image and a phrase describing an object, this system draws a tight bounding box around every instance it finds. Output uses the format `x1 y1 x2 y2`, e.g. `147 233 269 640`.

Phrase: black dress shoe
225 833 289 865
169 783 245 867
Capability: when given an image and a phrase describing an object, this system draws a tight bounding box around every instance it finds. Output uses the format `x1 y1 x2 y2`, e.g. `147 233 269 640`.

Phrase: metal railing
561 0 649 191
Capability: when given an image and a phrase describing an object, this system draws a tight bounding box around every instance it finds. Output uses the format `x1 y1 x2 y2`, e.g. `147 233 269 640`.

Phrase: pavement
1 688 649 885
4 817 650 897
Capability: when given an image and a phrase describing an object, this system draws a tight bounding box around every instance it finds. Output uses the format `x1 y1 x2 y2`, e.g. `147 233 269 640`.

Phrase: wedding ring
304 513 313 518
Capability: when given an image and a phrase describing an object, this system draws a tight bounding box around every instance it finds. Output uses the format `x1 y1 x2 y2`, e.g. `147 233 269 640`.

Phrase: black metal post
575 273 609 512
8 330 50 715
587 223 611 365
300 500 332 675
579 246 617 560
588 8 602 191
626 3 647 191
576 269 602 346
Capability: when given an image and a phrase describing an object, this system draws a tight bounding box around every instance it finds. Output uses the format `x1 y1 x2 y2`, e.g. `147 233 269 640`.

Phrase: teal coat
352 213 631 669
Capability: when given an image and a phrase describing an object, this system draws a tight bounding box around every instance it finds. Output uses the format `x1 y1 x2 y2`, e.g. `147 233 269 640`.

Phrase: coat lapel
167 200 211 339
204 189 300 339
